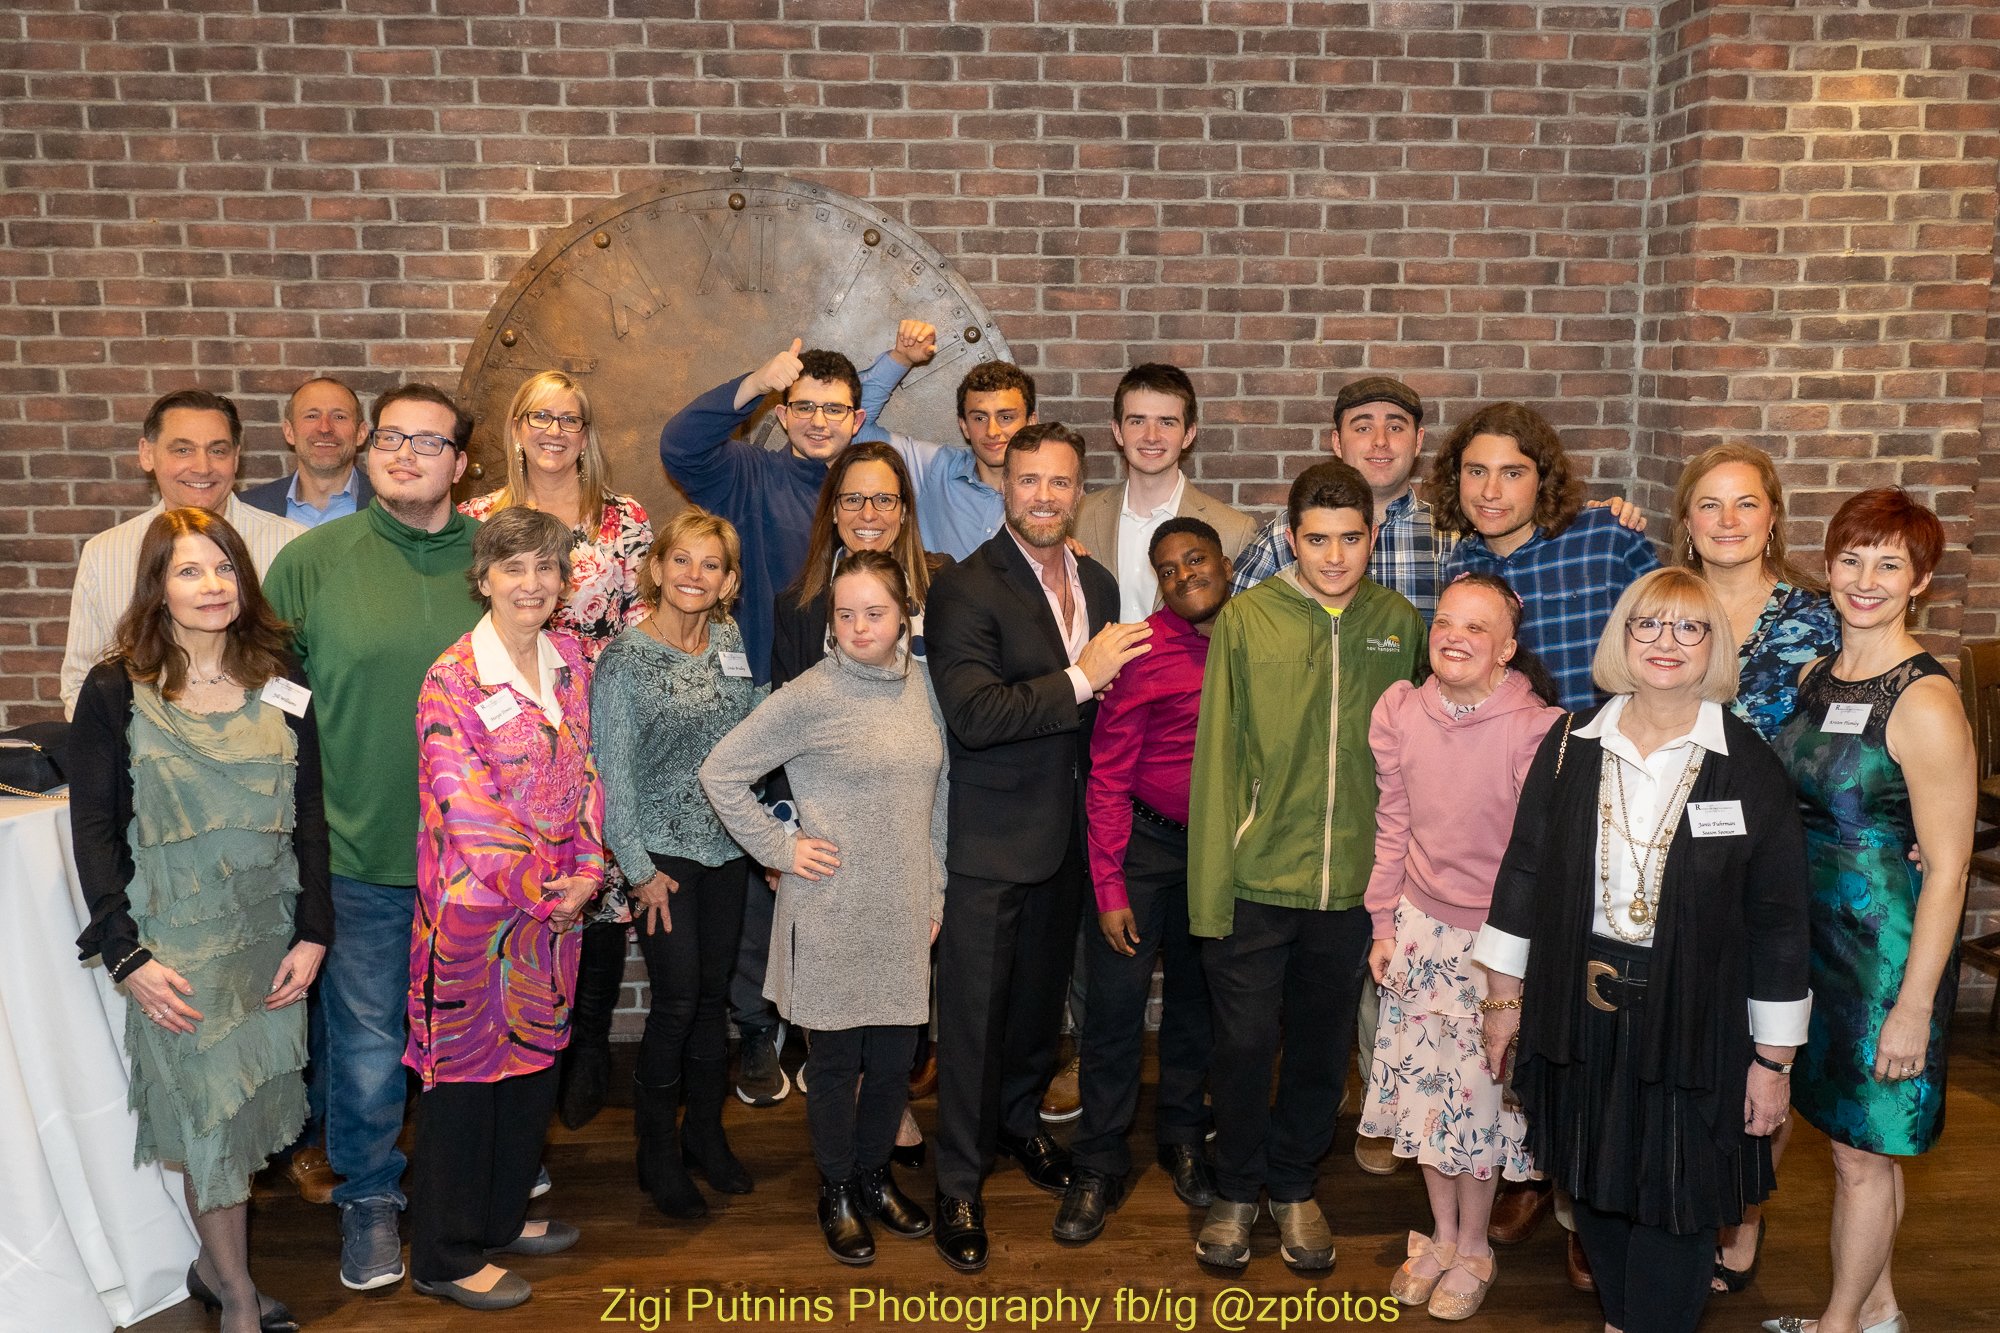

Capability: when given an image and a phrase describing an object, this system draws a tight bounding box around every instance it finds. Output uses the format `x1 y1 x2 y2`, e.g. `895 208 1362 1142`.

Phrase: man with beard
263 383 485 1293
922 423 1152 1272
1055 518 1234 1244
243 376 374 527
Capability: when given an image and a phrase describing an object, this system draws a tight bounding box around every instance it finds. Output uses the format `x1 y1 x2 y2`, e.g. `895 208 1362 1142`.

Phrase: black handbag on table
0 720 68 798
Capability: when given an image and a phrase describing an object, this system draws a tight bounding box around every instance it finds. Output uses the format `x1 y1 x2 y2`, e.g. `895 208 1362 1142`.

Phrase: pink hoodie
1364 671 1563 938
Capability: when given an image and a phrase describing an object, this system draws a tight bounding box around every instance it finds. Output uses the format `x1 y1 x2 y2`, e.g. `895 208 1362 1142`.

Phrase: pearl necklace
1596 745 1702 942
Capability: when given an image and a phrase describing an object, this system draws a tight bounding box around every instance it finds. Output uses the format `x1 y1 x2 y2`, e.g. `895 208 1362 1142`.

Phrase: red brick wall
3 3 1997 1005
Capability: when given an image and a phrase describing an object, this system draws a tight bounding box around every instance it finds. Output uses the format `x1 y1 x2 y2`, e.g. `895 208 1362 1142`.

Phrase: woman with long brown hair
72 507 332 1333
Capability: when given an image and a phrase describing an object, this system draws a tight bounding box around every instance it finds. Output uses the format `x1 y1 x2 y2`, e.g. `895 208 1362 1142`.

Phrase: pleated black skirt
1516 935 1774 1235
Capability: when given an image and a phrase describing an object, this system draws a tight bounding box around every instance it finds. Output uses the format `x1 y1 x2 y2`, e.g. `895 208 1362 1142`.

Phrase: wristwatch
1752 1052 1793 1075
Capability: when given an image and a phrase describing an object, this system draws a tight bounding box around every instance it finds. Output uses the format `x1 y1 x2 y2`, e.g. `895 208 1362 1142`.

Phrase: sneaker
338 1197 405 1291
1038 1055 1082 1123
530 1164 552 1199
734 1024 791 1106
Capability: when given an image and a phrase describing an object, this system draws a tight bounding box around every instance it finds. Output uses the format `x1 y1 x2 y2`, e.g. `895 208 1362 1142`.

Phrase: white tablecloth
0 795 195 1331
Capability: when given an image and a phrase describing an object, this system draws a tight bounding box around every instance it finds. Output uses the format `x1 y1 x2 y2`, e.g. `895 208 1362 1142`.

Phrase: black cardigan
1486 702 1811 1144
70 659 335 977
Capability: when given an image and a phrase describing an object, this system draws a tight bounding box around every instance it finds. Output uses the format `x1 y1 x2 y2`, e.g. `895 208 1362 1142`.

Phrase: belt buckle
1585 959 1619 1013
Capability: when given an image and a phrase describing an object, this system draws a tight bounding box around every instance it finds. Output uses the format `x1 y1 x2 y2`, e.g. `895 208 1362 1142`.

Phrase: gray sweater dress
698 650 948 1031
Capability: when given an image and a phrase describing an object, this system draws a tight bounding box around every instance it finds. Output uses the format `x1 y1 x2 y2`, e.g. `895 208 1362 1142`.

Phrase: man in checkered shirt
1431 401 1660 711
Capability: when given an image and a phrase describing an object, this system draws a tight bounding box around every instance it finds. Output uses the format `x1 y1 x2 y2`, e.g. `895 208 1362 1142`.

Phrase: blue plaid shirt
1228 490 1450 617
1438 505 1660 710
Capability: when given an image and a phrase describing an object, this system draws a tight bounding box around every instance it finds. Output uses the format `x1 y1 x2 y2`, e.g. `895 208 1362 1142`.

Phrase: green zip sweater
263 501 482 886
1187 569 1425 937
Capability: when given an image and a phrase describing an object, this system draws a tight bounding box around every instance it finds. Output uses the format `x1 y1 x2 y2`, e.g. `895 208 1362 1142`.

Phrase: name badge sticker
1822 701 1870 734
718 651 753 679
475 690 523 731
1687 800 1747 838
258 677 311 718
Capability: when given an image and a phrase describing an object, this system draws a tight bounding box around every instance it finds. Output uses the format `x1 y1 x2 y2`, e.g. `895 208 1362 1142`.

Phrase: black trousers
933 836 1087 1201
632 854 749 1085
804 1025 919 1180
408 1068 557 1282
1571 1201 1717 1333
1072 816 1213 1178
1203 899 1370 1203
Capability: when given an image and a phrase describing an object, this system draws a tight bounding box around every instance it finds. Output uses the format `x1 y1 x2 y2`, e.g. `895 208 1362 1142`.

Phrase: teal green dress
1774 653 1955 1155
125 685 309 1211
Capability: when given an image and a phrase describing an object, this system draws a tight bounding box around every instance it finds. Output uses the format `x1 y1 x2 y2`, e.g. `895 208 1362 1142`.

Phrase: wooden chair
1958 641 2000 1028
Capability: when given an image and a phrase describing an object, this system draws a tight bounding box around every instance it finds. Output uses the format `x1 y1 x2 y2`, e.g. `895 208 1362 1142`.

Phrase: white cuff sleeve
1066 664 1093 706
1748 992 1812 1048
1470 924 1530 978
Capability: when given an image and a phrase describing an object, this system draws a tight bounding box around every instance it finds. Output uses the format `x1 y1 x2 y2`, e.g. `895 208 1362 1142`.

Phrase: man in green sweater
1186 459 1425 1274
263 383 483 1294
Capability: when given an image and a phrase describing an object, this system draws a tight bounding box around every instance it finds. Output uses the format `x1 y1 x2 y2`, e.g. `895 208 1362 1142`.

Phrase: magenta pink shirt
1364 671 1561 938
1085 606 1209 913
406 627 606 1087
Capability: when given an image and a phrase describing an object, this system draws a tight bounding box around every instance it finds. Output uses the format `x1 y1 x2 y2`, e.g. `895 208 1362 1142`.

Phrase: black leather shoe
186 1262 300 1333
856 1166 931 1239
890 1140 927 1170
818 1175 876 1266
1052 1167 1122 1244
997 1129 1072 1195
932 1192 988 1272
1158 1142 1217 1208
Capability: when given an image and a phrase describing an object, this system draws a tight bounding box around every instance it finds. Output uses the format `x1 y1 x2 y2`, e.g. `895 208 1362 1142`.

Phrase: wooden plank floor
136 1019 2000 1332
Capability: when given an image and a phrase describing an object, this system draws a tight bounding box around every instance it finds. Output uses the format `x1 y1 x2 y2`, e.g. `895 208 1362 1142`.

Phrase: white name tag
718 651 753 679
1687 800 1747 838
258 677 311 718
1822 702 1871 734
475 690 523 730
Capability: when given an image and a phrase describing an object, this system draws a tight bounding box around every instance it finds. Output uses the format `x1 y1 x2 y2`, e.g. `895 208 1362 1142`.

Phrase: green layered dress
123 684 308 1211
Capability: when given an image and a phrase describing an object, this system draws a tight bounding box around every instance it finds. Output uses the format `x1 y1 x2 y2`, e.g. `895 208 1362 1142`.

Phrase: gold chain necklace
1597 746 1702 942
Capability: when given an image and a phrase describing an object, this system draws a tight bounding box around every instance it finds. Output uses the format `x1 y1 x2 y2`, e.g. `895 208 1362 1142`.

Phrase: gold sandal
1389 1231 1457 1306
1427 1249 1497 1321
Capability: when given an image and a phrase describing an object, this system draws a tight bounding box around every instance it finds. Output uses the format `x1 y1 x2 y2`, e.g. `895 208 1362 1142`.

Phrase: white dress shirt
1113 473 1184 623
470 613 566 729
1472 695 1810 1045
59 495 306 717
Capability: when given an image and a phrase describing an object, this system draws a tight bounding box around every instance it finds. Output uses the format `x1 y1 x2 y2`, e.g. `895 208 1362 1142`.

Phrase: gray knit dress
698 649 947 1032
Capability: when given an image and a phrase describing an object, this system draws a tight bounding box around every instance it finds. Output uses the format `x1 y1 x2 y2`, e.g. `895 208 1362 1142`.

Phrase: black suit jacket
925 529 1119 883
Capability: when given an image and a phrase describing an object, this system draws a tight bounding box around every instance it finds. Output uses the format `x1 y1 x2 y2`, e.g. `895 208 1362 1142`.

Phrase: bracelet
108 949 151 983
1476 996 1522 1013
1752 1052 1793 1076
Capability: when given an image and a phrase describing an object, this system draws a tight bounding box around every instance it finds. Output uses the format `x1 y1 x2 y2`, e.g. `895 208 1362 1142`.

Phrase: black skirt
1517 935 1774 1234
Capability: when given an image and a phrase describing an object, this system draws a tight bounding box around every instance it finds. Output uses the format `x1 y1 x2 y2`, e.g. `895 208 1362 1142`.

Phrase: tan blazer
1074 476 1260 615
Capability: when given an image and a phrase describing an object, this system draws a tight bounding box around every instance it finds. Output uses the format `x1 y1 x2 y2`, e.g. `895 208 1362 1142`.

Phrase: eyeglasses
835 491 902 514
1626 616 1712 647
781 400 855 424
521 409 587 435
368 428 454 457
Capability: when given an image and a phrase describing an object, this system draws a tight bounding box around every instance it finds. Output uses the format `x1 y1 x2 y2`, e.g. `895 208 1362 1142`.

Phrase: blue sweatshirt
658 374 828 684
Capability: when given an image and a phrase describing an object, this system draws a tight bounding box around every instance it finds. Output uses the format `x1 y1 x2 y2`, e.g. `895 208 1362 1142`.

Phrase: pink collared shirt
1007 526 1094 705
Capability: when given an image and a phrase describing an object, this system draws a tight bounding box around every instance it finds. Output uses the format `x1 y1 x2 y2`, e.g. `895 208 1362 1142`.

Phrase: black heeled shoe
891 1140 927 1170
186 1261 300 1333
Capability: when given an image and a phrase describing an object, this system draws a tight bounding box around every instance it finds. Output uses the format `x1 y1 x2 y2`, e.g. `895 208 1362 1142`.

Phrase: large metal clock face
458 172 1013 521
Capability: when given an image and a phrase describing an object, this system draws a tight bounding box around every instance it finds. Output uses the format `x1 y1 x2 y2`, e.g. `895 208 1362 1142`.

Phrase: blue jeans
318 874 416 1207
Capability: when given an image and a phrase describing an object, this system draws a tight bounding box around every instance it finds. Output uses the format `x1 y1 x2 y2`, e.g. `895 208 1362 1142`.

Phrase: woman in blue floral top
1668 443 1838 1295
1670 444 1840 744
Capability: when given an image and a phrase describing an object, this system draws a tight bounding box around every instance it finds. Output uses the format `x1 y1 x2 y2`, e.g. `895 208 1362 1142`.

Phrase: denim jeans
320 874 416 1207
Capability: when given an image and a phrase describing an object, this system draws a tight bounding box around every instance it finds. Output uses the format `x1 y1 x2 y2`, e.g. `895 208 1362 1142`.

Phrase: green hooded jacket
1187 569 1425 937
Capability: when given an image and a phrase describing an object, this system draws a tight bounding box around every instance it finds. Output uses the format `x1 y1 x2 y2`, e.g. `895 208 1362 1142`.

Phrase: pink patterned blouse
406 624 606 1087
457 490 652 661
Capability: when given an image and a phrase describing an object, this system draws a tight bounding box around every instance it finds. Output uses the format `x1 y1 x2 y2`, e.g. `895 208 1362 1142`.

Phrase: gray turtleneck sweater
698 649 948 1030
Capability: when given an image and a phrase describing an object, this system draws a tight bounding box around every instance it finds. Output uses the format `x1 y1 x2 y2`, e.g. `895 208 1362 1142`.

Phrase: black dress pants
409 1068 557 1282
803 1025 919 1180
632 854 749 1085
933 835 1087 1201
1072 816 1213 1179
1571 1201 1717 1333
1202 899 1370 1204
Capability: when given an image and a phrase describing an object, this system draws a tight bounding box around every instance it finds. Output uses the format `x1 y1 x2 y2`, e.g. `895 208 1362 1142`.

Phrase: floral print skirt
1358 898 1533 1181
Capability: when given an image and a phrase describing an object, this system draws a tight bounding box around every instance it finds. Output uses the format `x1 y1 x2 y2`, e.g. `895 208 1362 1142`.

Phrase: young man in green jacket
1186 459 1426 1274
